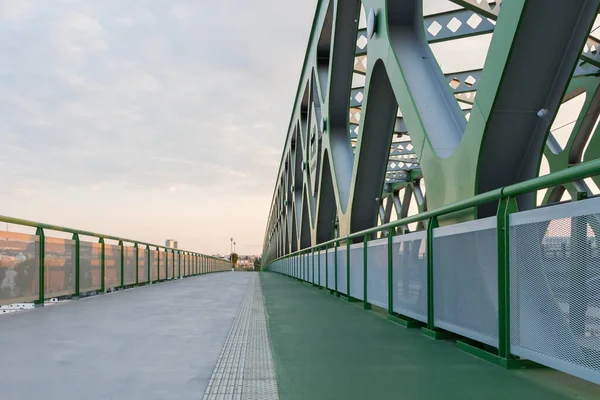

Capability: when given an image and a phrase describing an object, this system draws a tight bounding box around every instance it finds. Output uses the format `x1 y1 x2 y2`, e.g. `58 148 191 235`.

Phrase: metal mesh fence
0 231 39 305
510 198 600 384
367 238 388 309
45 237 76 298
337 246 347 294
392 232 427 322
104 244 121 288
349 243 364 300
123 246 136 285
150 249 158 281
433 217 498 347
80 242 102 292
319 250 326 286
327 248 337 290
138 248 147 283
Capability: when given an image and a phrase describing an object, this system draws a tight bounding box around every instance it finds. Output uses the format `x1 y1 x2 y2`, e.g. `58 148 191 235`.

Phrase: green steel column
157 247 161 282
119 240 124 289
36 227 45 306
363 234 370 310
99 237 105 293
388 227 393 314
135 243 139 286
73 233 80 297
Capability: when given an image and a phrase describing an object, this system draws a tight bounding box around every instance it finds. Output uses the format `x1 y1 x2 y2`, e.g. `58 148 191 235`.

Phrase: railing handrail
266 157 600 265
0 214 223 260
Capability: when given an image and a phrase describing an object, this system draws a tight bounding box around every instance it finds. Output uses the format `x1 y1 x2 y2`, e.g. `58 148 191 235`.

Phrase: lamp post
234 242 236 253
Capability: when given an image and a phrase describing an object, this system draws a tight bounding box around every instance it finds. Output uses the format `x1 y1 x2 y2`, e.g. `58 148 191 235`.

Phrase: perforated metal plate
319 250 326 286
203 274 279 400
433 217 498 347
510 197 600 385
349 243 364 300
367 238 388 309
392 232 427 322
336 246 347 294
327 248 337 290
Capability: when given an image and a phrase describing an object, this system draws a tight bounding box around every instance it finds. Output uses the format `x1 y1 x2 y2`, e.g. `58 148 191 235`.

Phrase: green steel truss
263 0 600 263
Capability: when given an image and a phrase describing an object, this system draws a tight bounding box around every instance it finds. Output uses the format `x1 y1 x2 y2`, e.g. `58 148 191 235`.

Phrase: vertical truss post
421 217 448 339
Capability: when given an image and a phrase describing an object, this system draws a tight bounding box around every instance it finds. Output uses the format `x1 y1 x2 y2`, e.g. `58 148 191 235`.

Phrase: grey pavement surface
0 272 254 400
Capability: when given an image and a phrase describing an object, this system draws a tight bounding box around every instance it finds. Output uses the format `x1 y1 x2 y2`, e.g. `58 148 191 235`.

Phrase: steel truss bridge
264 0 600 387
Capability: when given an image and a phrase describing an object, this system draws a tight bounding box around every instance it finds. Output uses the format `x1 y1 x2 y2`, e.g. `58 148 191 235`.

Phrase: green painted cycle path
260 272 600 400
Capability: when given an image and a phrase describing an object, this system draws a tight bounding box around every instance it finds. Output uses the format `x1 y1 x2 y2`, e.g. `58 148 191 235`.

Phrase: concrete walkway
0 272 255 400
261 272 600 400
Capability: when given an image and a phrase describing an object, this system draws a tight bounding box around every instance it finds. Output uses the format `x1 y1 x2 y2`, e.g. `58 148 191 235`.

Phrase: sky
0 0 317 255
0 0 593 256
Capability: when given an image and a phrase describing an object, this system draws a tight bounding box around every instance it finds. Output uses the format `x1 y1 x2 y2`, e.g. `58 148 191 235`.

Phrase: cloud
0 0 318 254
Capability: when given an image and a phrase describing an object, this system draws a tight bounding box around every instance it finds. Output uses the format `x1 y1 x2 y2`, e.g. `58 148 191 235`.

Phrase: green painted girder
263 0 600 261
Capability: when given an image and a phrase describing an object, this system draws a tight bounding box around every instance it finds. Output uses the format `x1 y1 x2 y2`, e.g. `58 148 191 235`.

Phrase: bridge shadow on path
260 272 600 400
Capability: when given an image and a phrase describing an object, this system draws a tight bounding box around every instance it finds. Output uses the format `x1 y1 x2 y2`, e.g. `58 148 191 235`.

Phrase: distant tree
253 257 261 271
230 253 239 266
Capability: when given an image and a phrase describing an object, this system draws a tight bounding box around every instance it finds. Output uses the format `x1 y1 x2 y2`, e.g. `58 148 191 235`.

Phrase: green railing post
346 239 350 300
119 240 124 289
388 227 393 315
497 197 517 359
318 246 321 288
312 249 315 286
73 233 80 297
157 248 161 282
147 245 151 284
363 234 370 309
99 237 105 293
135 243 139 286
325 244 328 288
421 217 441 339
36 227 45 306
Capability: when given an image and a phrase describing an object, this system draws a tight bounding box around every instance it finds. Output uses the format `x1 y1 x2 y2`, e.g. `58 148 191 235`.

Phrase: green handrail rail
266 157 600 265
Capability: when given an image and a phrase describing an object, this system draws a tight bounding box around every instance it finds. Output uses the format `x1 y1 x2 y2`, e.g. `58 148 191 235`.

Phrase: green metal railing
265 157 600 369
0 215 231 307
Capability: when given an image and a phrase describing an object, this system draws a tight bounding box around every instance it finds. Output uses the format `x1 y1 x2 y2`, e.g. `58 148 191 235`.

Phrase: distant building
165 239 178 249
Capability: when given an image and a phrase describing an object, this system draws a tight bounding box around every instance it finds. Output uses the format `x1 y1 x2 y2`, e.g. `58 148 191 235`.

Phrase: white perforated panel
510 197 600 385
319 250 326 286
367 238 388 309
433 217 498 347
327 248 336 290
337 246 347 294
349 243 364 300
392 232 427 322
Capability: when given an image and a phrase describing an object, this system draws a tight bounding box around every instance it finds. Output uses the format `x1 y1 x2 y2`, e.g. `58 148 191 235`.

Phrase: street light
233 242 236 253
230 237 233 257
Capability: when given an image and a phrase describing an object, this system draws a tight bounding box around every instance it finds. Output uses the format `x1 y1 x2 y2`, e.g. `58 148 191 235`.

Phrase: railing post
346 239 351 301
135 243 139 286
73 233 80 297
363 234 370 309
148 245 151 284
157 247 161 282
119 240 124 289
36 227 45 306
422 217 443 339
325 244 328 288
497 196 518 360
388 227 393 315
318 246 321 288
99 237 105 293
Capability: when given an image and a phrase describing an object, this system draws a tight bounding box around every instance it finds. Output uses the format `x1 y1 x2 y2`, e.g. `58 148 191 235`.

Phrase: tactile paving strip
203 274 279 400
